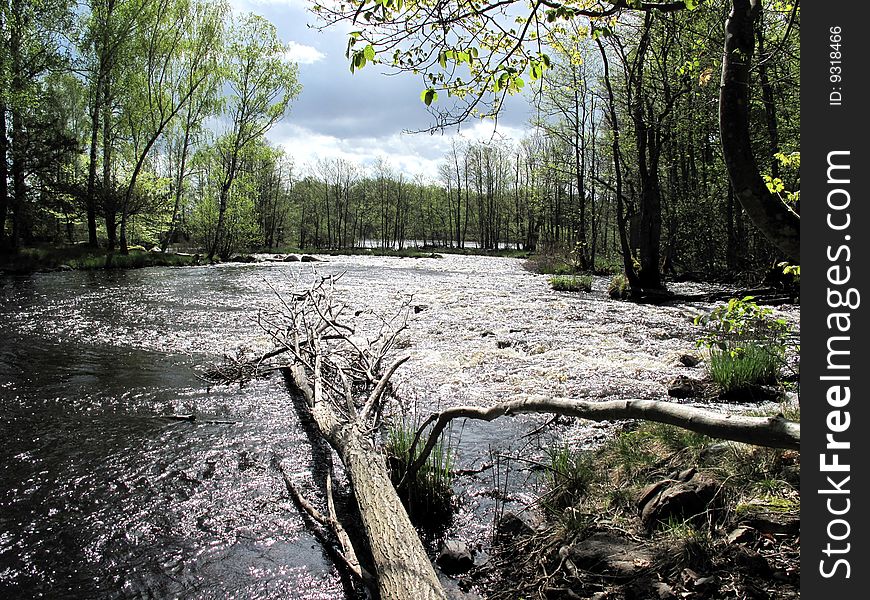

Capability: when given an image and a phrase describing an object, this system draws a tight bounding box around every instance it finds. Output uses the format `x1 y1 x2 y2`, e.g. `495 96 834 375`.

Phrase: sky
228 0 533 181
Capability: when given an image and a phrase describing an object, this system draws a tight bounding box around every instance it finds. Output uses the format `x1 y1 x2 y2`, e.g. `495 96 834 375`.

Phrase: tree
206 13 300 260
80 0 151 249
0 0 74 248
115 0 225 253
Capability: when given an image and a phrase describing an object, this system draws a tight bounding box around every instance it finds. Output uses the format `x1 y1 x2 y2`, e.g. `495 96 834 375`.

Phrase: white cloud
275 121 530 182
284 41 325 65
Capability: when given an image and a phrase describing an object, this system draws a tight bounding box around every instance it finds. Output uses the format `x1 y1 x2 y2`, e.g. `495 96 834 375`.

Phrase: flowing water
0 255 797 599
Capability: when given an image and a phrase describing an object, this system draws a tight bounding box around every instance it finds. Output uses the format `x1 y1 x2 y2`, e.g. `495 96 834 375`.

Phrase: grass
607 273 630 299
548 274 593 292
537 420 797 532
540 445 597 514
708 343 781 393
384 421 455 537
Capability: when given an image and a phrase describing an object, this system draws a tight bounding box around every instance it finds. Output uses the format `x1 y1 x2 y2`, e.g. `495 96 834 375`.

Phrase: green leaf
421 88 437 105
364 44 375 61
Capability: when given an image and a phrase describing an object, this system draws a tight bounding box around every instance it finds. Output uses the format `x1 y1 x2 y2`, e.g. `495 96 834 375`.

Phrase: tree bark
720 0 799 261
0 98 9 249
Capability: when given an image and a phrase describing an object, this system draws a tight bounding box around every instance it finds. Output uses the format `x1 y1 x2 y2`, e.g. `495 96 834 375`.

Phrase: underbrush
548 274 593 292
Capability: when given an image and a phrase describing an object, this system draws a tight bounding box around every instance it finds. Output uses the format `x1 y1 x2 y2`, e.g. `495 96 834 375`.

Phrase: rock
652 581 676 599
679 354 701 367
677 467 697 482
727 526 756 545
564 532 653 579
699 442 731 463
300 255 319 262
57 264 74 271
719 384 782 402
495 340 511 349
413 304 428 314
639 473 719 529
283 254 300 262
496 511 536 539
436 540 474 575
228 254 257 263
636 480 670 511
667 375 702 398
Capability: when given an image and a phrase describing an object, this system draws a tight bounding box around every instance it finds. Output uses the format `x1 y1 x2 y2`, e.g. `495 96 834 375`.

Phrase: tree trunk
720 0 799 260
85 79 102 248
287 365 447 600
0 99 9 249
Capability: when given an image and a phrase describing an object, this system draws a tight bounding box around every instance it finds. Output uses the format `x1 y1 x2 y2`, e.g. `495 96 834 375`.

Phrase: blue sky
228 0 532 181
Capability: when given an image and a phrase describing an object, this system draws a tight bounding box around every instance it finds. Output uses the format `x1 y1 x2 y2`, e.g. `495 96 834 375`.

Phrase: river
0 254 796 598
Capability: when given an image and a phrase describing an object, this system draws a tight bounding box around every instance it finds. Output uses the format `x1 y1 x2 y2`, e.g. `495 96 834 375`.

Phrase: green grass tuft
607 273 630 299
385 422 455 536
549 274 593 292
708 343 781 393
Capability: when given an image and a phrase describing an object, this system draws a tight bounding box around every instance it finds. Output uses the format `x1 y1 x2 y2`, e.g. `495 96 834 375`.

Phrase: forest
0 0 799 288
0 1 804 599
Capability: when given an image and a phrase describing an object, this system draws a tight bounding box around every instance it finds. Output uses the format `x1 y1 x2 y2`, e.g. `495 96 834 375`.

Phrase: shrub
549 274 593 292
694 296 793 391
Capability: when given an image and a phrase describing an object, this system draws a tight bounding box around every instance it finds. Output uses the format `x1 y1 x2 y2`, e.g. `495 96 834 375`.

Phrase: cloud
284 41 325 65
273 120 530 182
227 0 534 180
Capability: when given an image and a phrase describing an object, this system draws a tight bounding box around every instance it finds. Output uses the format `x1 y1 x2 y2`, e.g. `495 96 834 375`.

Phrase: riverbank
0 245 199 274
453 410 800 599
0 244 531 274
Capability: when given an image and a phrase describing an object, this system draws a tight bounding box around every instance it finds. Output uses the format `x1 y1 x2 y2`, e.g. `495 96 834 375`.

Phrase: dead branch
401 396 800 487
278 460 374 587
257 277 446 599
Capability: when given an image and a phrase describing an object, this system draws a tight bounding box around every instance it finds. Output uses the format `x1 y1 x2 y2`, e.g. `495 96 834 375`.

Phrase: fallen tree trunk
402 396 799 487
241 279 447 599
287 364 447 600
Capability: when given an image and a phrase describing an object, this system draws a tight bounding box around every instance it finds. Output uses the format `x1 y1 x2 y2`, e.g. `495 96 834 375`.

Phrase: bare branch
403 396 800 484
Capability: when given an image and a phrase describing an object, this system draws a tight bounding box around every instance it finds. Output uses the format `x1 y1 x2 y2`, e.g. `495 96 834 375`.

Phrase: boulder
667 375 703 399
638 473 719 529
563 532 653 579
496 511 536 539
283 254 300 262
679 354 701 367
300 255 319 262
436 540 475 575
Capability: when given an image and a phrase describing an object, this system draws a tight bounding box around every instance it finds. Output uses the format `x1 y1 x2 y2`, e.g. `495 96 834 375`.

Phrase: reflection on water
0 256 796 598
